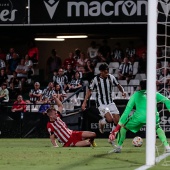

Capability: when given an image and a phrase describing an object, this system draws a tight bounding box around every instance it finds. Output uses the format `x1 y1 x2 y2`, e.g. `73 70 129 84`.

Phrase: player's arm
53 94 63 113
156 92 170 111
117 84 126 98
82 89 92 110
50 134 59 148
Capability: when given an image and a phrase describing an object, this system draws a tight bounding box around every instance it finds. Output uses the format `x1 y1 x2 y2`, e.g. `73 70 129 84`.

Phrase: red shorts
64 131 83 147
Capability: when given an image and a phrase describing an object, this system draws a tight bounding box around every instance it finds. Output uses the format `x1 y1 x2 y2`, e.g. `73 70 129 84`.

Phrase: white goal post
146 0 157 166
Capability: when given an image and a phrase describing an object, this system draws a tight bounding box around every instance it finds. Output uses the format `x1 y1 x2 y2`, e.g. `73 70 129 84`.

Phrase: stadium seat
95 62 107 68
94 67 100 75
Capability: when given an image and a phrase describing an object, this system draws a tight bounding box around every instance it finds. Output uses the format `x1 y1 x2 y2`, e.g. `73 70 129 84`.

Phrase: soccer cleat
92 140 97 147
113 147 121 153
99 119 104 133
165 147 170 153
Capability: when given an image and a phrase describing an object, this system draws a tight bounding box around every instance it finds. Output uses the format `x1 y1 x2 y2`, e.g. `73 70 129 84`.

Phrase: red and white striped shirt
47 117 73 145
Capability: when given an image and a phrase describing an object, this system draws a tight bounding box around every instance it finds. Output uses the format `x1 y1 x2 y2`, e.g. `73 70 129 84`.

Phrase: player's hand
109 133 116 141
122 92 126 98
81 102 86 110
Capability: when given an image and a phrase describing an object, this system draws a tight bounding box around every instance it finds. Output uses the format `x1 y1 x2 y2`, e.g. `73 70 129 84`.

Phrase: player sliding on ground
46 94 97 147
109 79 170 153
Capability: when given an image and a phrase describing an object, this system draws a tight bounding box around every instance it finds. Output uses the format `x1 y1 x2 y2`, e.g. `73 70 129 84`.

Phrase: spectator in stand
6 47 15 63
0 59 6 70
41 82 56 102
98 39 111 62
125 41 137 64
138 52 147 73
46 49 62 81
0 83 9 103
63 52 77 70
11 95 26 120
87 41 98 66
111 42 124 63
136 39 147 59
24 54 33 79
54 83 66 101
53 68 68 91
9 71 20 94
7 52 20 75
0 48 6 61
83 59 94 83
64 64 75 83
0 69 8 86
156 62 162 80
26 82 42 104
118 57 133 83
74 48 81 60
96 51 107 63
67 71 83 93
27 40 39 63
76 52 88 69
15 58 29 91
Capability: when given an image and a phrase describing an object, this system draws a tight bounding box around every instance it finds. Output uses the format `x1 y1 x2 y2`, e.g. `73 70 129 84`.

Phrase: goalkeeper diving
109 79 170 153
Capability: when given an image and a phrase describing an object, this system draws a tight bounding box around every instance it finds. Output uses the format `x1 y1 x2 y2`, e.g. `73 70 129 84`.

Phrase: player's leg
75 140 91 147
98 105 113 133
82 131 97 147
156 123 170 152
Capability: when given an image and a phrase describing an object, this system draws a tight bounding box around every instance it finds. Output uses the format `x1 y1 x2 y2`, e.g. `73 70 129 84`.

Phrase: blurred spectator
156 62 162 80
11 95 26 120
27 41 39 63
9 71 20 94
67 71 83 93
7 52 20 75
76 52 88 69
53 68 68 91
136 39 147 59
6 47 15 63
111 42 124 63
87 41 98 65
0 48 6 61
54 83 66 101
24 54 34 79
138 52 147 73
41 82 55 102
118 57 133 82
96 51 106 63
63 52 77 70
15 58 29 91
0 83 9 103
98 39 111 61
74 48 81 60
11 95 26 112
0 69 8 86
26 82 42 104
0 59 6 70
83 59 94 83
125 41 137 64
46 49 62 81
64 64 75 82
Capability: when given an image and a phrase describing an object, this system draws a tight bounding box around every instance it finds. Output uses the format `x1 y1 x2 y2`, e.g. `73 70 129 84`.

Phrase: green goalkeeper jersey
119 90 170 126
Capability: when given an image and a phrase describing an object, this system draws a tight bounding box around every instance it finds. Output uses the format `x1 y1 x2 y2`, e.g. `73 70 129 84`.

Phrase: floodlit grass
0 138 169 170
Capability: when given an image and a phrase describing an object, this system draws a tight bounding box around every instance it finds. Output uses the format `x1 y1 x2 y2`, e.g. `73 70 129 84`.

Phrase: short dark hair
140 79 147 90
99 63 109 71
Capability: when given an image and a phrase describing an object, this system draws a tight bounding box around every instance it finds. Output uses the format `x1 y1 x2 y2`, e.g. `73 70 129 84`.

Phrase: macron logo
44 0 60 19
160 0 170 17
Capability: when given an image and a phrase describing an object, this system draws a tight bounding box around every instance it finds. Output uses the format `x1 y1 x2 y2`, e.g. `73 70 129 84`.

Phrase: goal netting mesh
157 0 170 166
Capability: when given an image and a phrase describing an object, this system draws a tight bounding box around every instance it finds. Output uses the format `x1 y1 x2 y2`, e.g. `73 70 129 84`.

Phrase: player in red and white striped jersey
46 94 96 147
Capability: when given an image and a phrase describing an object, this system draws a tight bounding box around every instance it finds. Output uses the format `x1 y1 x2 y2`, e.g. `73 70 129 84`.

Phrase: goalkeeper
109 79 170 153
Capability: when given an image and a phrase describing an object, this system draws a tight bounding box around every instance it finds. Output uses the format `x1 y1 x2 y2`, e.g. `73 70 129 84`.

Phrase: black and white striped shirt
53 75 68 89
42 88 55 100
89 74 119 106
29 89 42 102
119 62 133 75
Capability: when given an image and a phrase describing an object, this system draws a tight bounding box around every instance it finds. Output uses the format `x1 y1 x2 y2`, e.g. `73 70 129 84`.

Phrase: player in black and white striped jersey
82 63 126 133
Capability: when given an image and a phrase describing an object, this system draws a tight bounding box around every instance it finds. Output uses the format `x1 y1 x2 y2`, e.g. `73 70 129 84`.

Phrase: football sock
117 127 127 146
156 127 169 147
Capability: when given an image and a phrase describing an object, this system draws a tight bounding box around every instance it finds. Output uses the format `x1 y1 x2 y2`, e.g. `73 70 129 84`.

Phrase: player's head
140 79 147 90
99 63 109 78
46 108 57 119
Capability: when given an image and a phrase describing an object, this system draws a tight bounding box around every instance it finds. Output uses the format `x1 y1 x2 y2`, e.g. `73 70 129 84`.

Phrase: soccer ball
132 136 143 147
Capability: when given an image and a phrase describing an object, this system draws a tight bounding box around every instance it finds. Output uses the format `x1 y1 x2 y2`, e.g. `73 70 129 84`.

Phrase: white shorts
98 103 119 118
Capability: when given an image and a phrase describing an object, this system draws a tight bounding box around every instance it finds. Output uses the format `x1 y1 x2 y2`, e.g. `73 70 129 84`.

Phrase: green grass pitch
0 138 169 170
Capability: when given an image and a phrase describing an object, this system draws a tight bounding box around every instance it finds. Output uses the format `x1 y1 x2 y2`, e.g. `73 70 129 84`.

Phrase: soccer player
46 94 97 147
82 63 126 133
109 79 170 153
